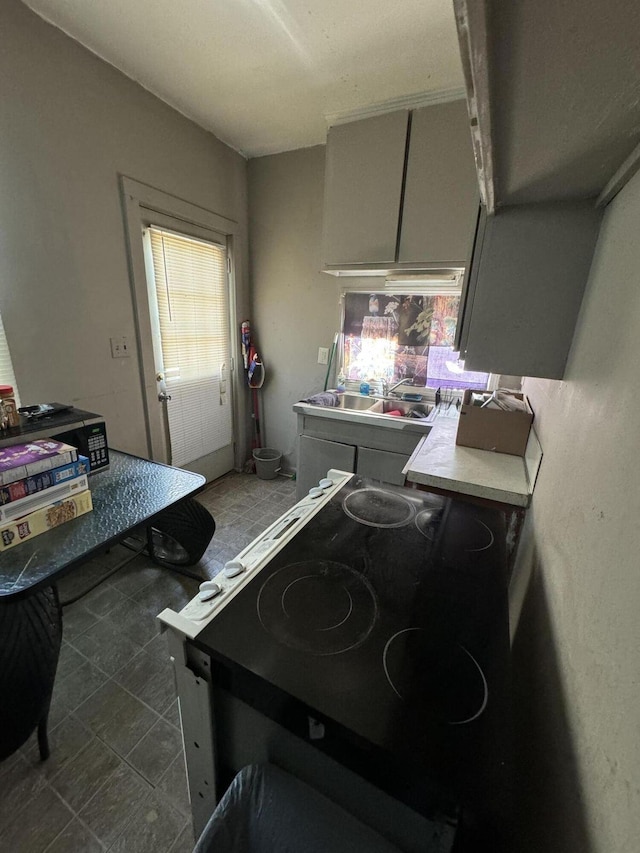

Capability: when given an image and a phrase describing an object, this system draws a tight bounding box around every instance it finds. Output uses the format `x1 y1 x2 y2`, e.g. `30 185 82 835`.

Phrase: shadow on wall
511 561 593 853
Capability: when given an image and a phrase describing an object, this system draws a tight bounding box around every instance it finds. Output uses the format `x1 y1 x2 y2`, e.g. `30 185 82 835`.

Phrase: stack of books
0 439 93 551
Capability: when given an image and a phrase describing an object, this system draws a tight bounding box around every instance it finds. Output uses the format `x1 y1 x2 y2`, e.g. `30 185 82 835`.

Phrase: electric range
159 471 511 848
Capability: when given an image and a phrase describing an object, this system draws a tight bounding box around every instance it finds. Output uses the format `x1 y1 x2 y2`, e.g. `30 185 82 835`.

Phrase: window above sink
340 289 489 394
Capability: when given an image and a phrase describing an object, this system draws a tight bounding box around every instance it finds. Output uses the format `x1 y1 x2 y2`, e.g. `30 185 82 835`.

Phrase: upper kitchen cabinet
398 101 478 264
322 111 408 267
322 100 478 273
450 0 637 380
455 201 602 379
454 0 640 212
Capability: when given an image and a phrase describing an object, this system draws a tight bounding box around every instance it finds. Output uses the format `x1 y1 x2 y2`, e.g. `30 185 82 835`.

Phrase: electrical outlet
318 347 329 365
110 336 130 358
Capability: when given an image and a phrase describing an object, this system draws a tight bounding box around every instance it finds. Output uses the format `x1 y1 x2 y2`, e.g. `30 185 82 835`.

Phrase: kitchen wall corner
248 146 347 473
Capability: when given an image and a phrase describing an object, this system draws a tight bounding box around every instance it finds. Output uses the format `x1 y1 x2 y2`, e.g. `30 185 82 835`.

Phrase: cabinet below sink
293 400 433 500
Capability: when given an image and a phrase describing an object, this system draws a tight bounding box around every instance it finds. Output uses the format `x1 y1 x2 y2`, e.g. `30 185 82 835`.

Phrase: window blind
0 311 20 405
147 227 232 467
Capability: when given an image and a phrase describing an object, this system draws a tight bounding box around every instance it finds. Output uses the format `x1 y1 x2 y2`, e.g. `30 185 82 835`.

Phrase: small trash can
252 448 281 480
193 764 405 853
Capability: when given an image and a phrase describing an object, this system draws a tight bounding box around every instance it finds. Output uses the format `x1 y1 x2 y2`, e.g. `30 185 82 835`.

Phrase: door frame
120 176 241 471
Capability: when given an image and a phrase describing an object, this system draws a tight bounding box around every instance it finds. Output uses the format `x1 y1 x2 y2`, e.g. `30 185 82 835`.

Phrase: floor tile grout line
40 775 108 852
63 551 207 622
165 816 193 853
119 713 181 775
121 740 182 794
0 752 48 840
48 733 120 797
66 609 161 655
53 652 177 752
152 756 192 820
33 793 77 853
33 689 187 846
23 710 94 777
63 592 175 682
76 736 158 826
76 674 167 742
59 640 132 694
102 780 189 853
62 555 172 621
63 637 106 674
55 729 180 851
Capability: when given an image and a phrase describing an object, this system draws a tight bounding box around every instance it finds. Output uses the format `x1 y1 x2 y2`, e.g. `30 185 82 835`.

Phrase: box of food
456 389 534 456
0 439 78 486
0 474 89 523
0 489 93 551
0 456 89 505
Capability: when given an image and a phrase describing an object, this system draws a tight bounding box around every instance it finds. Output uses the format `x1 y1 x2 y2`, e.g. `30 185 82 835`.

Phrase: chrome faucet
383 378 414 397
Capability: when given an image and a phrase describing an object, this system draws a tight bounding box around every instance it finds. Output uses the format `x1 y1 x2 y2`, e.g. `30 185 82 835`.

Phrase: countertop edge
405 467 530 507
403 419 533 507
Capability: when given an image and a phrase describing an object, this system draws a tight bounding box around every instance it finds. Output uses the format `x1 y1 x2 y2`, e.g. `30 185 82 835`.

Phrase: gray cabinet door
459 201 602 379
322 111 408 266
399 101 479 265
356 446 409 487
296 435 356 501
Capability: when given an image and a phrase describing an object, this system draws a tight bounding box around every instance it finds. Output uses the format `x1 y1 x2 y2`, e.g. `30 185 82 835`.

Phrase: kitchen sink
336 393 379 411
367 398 434 418
336 393 434 419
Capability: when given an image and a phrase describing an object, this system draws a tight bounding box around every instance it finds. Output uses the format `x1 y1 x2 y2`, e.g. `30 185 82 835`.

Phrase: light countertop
403 413 542 507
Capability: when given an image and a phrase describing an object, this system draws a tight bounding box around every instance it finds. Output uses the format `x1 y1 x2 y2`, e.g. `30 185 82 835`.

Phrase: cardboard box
456 389 533 456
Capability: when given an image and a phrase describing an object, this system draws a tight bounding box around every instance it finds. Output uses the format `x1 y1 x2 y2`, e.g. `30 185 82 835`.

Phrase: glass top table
0 450 205 600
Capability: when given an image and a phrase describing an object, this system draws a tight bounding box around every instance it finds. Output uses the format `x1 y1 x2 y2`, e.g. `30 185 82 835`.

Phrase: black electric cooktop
194 476 511 825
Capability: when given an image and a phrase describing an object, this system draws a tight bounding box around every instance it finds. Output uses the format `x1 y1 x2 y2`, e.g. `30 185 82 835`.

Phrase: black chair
0 586 62 762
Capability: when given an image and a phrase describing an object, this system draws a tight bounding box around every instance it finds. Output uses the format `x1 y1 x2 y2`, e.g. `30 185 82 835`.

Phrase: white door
142 225 234 481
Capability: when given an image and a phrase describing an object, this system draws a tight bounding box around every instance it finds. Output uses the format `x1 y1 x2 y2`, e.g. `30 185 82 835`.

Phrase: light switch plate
110 336 130 358
318 347 329 365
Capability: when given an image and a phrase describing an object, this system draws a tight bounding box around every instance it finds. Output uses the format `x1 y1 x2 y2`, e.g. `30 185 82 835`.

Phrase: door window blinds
0 311 20 405
146 227 232 467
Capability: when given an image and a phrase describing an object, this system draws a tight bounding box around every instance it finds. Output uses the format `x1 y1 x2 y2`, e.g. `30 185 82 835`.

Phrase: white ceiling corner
22 0 465 158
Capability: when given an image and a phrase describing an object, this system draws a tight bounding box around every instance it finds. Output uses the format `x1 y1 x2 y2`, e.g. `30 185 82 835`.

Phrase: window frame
338 282 490 396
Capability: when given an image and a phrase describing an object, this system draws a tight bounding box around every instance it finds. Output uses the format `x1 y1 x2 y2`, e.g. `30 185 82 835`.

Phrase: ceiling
23 0 465 158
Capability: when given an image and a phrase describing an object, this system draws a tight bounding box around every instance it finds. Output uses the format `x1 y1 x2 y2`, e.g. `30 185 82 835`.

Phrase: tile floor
0 470 297 853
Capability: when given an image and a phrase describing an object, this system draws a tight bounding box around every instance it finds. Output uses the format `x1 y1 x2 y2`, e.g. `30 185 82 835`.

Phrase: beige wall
247 147 341 471
512 169 640 851
0 0 249 457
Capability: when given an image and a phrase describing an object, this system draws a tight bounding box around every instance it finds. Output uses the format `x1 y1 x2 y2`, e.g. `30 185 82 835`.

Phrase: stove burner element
342 487 416 528
257 561 378 656
383 628 488 725
415 509 438 540
461 519 495 552
281 576 353 629
414 493 444 540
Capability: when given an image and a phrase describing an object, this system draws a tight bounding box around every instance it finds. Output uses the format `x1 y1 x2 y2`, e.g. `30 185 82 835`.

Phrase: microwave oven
0 407 109 473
